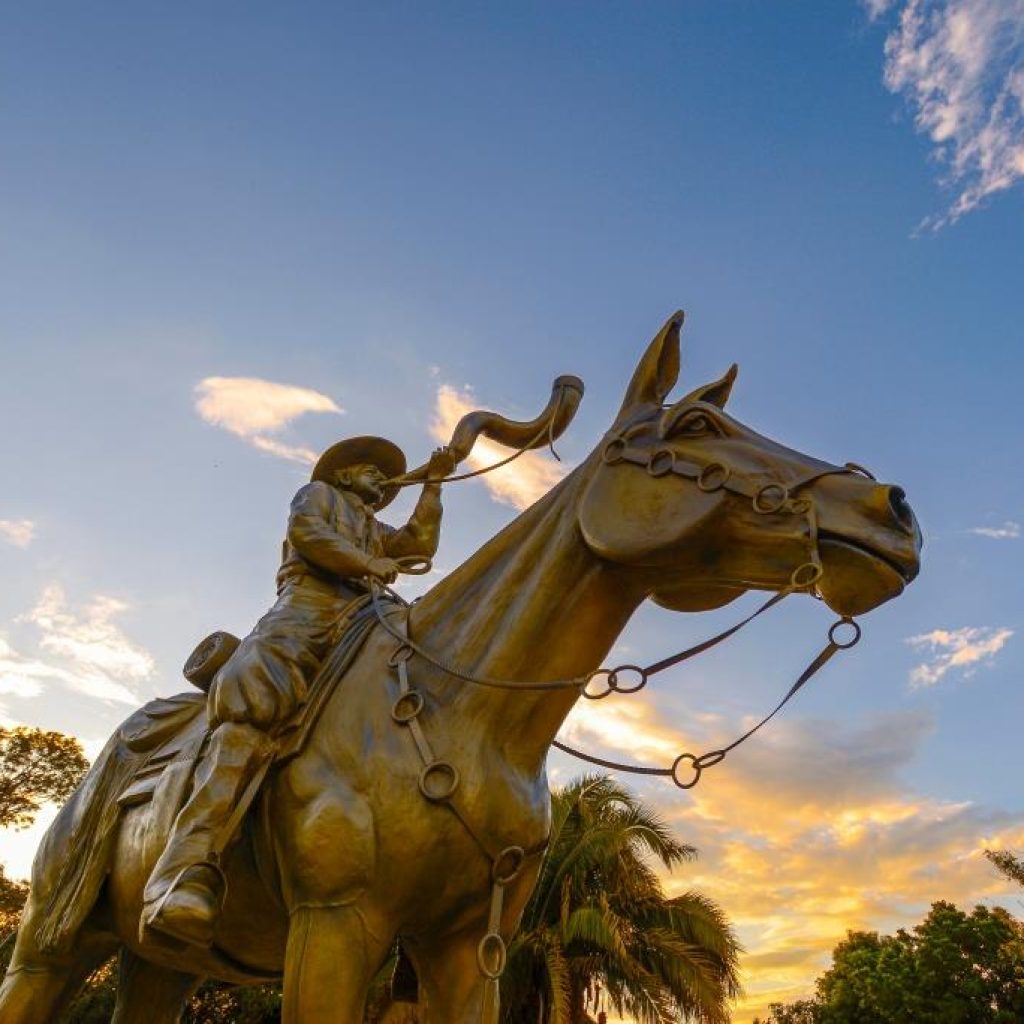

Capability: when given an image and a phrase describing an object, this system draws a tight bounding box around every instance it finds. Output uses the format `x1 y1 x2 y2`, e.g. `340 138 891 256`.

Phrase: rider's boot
141 721 273 947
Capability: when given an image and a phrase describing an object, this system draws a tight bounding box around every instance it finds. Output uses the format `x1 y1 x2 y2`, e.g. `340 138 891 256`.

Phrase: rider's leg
141 721 273 946
141 590 335 947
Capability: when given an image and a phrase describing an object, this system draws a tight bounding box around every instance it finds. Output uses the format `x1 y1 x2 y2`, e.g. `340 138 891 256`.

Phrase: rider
142 435 456 947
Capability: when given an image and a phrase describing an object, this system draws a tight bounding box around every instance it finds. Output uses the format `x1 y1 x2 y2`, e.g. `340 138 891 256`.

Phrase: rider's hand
367 557 402 584
426 446 458 481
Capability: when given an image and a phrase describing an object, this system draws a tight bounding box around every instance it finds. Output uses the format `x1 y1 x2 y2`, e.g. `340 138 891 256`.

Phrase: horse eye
677 413 711 435
659 406 722 441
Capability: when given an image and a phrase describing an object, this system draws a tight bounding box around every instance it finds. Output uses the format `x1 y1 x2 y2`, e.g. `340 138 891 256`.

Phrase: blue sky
1 3 1022 1019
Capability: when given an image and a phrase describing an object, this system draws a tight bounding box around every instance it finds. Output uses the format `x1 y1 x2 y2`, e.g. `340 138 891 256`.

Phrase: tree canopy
756 900 1024 1024
0 725 89 830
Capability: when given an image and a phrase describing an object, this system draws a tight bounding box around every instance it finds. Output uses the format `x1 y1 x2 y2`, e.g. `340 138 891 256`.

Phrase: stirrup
141 862 227 947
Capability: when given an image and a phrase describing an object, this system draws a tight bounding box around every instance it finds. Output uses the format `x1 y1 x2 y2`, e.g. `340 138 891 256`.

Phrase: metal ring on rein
583 665 648 700
393 556 433 575
753 483 789 514
671 750 727 789
602 437 628 465
829 617 861 649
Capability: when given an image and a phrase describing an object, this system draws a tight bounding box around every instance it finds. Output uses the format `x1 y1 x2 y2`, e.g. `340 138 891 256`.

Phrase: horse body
0 313 921 1022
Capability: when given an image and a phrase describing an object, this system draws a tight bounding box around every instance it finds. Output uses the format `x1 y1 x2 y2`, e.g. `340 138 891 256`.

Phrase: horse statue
0 312 921 1022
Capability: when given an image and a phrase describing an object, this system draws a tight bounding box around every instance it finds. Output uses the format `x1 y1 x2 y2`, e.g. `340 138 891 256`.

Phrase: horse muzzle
814 482 922 616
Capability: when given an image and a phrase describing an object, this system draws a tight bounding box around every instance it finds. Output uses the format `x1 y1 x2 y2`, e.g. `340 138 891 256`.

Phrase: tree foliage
0 866 29 930
986 848 1024 889
757 1001 818 1024
1 726 86 979
0 726 89 829
0 864 30 974
756 901 1024 1024
55 967 284 1023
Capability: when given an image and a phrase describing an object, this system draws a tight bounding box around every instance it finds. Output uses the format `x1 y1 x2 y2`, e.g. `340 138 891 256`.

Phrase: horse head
579 312 921 617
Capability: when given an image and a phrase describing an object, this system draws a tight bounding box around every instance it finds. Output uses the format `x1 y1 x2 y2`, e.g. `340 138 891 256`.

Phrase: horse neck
408 461 645 768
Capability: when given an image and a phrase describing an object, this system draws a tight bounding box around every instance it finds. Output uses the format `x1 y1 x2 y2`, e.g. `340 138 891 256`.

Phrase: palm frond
542 934 572 1024
500 776 740 1024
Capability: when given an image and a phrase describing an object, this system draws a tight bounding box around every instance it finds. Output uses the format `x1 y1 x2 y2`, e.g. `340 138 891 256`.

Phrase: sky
0 2 1022 1020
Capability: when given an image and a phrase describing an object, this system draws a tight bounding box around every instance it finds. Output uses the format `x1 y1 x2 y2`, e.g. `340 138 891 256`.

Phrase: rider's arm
384 481 443 558
384 446 455 558
287 482 375 578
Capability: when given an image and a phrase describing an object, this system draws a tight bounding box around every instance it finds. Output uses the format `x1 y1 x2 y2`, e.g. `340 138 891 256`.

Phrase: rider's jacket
276 481 442 594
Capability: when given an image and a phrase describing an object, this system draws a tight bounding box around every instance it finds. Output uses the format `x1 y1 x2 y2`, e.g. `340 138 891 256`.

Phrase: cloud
0 639 46 698
194 376 343 465
865 0 898 18
873 0 1024 228
430 384 569 510
556 698 1024 1021
1 584 156 705
969 520 1020 539
0 519 35 548
906 625 1013 687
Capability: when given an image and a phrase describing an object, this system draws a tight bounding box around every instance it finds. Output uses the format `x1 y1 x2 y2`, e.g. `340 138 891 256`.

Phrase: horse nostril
888 486 914 531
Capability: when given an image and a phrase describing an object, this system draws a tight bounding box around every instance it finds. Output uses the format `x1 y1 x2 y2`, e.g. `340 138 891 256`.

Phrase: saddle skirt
116 694 208 808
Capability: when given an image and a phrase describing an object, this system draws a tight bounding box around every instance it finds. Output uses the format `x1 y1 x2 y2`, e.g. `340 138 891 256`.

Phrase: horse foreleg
0 895 117 1023
282 904 392 1024
111 949 202 1024
408 925 496 1024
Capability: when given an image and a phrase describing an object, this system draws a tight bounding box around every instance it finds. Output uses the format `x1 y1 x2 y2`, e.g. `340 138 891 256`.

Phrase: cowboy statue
142 435 458 947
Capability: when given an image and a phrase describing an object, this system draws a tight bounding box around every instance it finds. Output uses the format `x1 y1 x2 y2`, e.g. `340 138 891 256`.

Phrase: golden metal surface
0 312 921 1023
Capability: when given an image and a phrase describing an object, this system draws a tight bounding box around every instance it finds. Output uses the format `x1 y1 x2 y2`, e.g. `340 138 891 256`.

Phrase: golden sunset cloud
559 692 1024 1022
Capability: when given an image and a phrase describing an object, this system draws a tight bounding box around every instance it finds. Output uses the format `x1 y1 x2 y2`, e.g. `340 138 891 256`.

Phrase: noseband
601 430 876 593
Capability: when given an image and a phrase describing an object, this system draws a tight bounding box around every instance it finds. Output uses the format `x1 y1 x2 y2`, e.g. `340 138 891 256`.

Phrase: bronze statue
0 313 921 1023
143 438 458 948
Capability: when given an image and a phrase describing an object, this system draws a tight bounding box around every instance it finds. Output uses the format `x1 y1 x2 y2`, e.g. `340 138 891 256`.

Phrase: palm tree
501 775 741 1024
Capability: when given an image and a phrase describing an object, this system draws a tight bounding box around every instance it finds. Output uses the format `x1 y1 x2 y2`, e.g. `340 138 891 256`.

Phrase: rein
372 429 873 791
552 613 859 789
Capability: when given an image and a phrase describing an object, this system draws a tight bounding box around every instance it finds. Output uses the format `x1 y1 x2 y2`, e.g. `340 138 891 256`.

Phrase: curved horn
401 375 585 482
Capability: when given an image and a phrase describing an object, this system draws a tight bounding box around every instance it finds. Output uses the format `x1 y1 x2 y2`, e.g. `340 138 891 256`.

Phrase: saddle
115 598 383 811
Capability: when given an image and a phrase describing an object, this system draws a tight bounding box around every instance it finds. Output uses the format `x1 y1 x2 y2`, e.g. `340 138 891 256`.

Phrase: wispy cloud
557 699 1024 1021
0 638 46 698
906 625 1013 687
871 0 1024 228
1 584 156 705
969 519 1020 539
194 376 343 465
0 519 36 548
431 384 569 511
866 0 898 17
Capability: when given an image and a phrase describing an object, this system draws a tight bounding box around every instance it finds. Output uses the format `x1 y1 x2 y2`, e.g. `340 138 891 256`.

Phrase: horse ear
614 311 684 424
678 363 738 409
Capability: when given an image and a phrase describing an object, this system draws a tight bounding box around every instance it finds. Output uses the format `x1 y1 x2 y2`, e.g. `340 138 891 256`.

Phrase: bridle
371 421 877 791
601 425 876 588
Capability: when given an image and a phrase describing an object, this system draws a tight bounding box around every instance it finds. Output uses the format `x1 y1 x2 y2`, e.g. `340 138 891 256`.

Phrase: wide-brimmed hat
311 435 407 509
